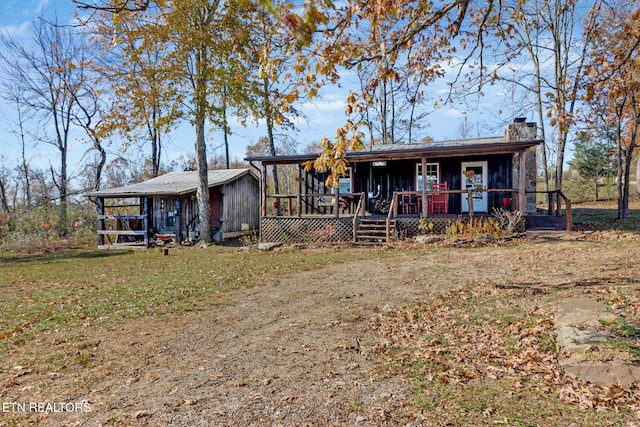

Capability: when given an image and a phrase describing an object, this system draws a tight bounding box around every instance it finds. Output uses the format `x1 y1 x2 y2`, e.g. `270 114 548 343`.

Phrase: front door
461 161 488 213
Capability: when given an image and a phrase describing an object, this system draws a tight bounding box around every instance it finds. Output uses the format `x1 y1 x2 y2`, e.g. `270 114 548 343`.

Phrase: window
416 163 439 191
338 169 352 194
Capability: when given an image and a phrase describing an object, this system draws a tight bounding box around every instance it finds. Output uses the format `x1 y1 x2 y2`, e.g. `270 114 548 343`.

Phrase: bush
445 217 501 238
0 202 96 253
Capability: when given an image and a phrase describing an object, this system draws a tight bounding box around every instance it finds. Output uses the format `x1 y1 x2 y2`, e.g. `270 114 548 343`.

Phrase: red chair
429 182 448 215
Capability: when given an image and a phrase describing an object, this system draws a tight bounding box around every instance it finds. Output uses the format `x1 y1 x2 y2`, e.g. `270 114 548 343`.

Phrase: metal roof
246 136 542 165
85 168 257 198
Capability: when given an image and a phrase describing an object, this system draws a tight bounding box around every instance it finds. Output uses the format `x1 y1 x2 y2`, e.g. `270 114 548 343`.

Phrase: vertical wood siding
149 173 259 238
221 174 260 233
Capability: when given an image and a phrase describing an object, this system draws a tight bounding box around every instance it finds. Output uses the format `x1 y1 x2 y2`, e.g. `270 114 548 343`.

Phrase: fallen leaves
370 281 640 423
0 317 38 340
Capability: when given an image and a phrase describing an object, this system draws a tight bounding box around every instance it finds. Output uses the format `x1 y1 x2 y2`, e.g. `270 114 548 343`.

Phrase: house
85 168 259 248
246 120 571 244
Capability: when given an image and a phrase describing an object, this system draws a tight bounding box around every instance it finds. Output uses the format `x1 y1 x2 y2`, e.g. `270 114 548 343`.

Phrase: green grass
570 199 640 231
0 245 380 355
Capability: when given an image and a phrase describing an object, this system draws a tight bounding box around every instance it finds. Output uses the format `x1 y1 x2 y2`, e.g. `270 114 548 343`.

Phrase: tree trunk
59 148 68 237
621 150 632 218
262 77 279 195
194 46 212 244
195 113 211 244
0 178 9 213
222 85 230 169
534 68 549 197
636 153 640 196
617 139 635 219
555 130 567 191
95 142 107 191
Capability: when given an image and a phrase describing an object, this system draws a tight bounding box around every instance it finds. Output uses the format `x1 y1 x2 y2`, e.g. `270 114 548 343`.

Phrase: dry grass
1 199 639 425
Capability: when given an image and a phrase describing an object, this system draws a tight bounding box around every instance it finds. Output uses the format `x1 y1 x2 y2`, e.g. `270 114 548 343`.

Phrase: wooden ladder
354 218 396 244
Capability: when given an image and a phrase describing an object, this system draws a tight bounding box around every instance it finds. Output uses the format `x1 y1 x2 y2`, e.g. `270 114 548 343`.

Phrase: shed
85 168 259 248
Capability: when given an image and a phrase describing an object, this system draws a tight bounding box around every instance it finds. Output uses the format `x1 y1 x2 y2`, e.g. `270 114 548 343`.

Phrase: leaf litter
1 239 639 426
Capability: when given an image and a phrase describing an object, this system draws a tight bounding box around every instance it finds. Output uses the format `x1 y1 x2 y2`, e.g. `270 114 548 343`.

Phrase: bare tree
486 0 602 193
1 83 33 207
0 159 12 213
0 16 90 236
70 70 108 191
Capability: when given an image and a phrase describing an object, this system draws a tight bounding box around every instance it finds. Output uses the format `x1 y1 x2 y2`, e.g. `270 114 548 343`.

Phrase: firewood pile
370 198 391 214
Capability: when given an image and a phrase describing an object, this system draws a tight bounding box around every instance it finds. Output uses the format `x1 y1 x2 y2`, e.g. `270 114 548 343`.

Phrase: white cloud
0 20 31 38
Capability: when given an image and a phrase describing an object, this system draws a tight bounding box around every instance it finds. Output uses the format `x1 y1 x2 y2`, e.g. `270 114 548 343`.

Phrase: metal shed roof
85 168 257 198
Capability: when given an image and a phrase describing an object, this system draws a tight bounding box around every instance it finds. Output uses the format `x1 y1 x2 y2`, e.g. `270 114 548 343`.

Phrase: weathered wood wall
221 174 260 235
148 172 259 239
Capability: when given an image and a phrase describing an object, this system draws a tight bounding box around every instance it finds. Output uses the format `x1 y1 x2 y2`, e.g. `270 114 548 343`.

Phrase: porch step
354 219 396 244
526 215 566 231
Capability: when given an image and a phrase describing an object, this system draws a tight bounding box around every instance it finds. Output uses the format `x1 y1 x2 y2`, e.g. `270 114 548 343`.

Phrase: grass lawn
570 197 640 231
0 246 371 354
0 200 638 426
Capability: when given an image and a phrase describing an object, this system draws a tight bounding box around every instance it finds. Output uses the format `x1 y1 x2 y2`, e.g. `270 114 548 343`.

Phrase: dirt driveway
2 236 639 426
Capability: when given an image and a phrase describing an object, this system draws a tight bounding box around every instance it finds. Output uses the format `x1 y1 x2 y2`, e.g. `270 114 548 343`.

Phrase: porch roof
246 136 542 165
85 168 257 198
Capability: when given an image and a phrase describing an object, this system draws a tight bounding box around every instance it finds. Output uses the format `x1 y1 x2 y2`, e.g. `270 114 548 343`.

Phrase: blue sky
0 0 520 181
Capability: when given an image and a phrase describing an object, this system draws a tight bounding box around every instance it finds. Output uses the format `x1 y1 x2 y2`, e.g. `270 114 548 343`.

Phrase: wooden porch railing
386 197 396 242
392 188 522 218
352 192 366 242
97 214 148 246
527 190 572 231
267 192 365 217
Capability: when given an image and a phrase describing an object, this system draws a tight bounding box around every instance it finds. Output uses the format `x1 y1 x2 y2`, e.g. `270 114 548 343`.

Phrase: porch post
142 197 149 248
421 156 427 215
97 197 104 246
333 185 339 219
175 198 182 245
518 151 527 215
297 166 302 217
261 163 267 217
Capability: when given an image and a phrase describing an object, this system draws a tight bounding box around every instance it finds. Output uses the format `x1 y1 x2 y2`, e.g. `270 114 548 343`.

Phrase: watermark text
2 401 91 413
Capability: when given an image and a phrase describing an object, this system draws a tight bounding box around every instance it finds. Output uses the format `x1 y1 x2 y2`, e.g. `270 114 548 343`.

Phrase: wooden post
518 151 527 215
97 197 105 246
175 198 182 245
565 199 572 231
297 167 302 217
333 186 339 219
392 192 398 217
467 190 474 217
261 163 267 217
142 197 149 248
421 156 427 216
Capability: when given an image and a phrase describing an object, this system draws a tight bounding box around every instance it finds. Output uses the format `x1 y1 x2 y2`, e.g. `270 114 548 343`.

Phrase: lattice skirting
260 216 526 244
260 217 354 244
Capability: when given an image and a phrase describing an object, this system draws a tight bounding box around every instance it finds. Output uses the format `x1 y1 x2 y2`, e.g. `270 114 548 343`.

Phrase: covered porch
247 121 571 244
